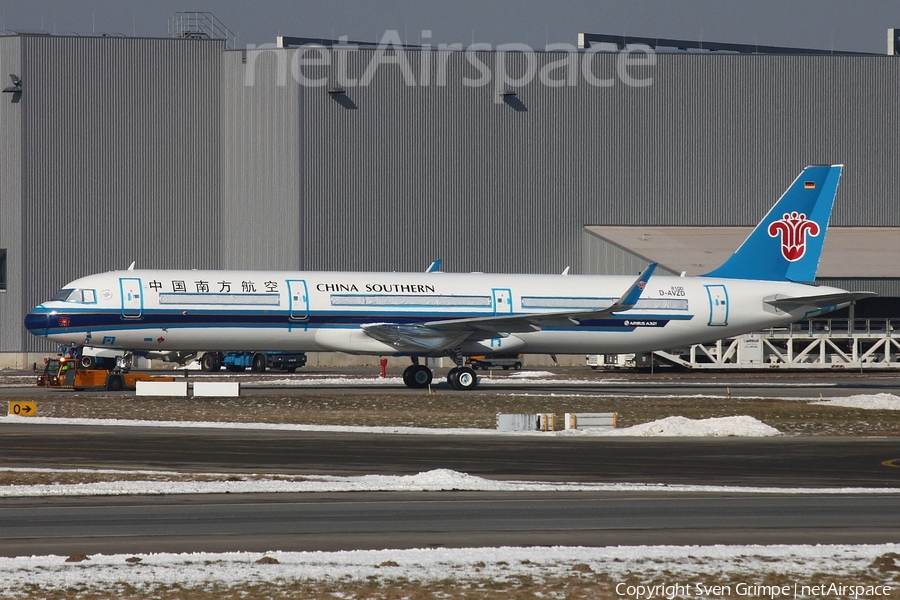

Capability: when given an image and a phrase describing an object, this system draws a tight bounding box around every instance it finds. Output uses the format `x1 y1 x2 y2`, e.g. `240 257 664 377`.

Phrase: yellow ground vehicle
37 354 174 391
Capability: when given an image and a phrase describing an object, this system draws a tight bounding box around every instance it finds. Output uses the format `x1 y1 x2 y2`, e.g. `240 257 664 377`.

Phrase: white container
193 382 241 397
497 413 539 431
135 381 189 397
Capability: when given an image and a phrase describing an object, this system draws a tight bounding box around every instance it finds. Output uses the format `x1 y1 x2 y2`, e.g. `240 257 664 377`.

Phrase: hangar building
2 17 899 363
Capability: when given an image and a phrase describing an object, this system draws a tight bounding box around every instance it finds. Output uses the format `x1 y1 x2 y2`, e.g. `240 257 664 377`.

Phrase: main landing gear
401 359 433 388
446 365 478 390
401 355 479 391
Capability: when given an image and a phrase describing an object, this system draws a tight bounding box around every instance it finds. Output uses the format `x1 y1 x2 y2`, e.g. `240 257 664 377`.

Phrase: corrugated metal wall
12 34 223 351
581 229 679 277
222 49 900 278
0 37 22 351
292 49 609 275
818 279 900 298
220 50 300 270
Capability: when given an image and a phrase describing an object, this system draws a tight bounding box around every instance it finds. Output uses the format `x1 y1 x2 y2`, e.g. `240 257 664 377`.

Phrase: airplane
25 164 873 390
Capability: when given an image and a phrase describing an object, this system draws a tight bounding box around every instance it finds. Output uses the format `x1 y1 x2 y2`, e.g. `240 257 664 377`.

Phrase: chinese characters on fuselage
148 280 280 293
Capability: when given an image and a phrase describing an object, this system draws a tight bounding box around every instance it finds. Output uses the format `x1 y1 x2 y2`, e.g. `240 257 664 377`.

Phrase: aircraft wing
764 291 875 310
358 323 475 353
361 264 657 351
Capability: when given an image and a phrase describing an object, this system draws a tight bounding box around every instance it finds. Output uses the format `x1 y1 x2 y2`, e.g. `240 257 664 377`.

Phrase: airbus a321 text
25 164 872 390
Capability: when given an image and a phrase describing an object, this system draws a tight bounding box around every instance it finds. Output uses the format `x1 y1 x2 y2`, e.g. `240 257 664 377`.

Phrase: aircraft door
119 278 143 319
492 288 513 315
705 284 729 326
287 280 310 321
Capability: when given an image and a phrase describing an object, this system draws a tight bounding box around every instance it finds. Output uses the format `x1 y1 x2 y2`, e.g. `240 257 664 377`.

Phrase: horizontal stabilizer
764 291 875 310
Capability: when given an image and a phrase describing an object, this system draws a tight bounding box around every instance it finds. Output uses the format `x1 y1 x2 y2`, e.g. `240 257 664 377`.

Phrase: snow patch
811 392 900 410
1 413 781 438
505 370 555 378
1 544 898 594
255 375 405 386
603 415 781 437
2 467 897 498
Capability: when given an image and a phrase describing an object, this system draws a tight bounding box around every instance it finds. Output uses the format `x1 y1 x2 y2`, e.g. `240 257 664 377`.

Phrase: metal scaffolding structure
653 319 900 370
167 12 236 49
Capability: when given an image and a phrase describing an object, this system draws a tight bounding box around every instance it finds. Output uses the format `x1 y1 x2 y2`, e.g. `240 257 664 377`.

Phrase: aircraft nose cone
24 309 48 335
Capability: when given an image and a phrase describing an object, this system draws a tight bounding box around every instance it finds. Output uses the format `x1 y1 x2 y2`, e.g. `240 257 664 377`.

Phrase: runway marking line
880 458 900 469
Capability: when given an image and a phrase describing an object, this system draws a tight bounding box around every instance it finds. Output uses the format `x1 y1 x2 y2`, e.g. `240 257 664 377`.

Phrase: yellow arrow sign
8 401 37 417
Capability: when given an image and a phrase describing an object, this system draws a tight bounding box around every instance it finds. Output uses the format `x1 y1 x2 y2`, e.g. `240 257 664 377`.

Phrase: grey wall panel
293 49 611 274
581 229 679 277
0 36 23 351
220 51 300 270
16 35 223 351
818 279 900 298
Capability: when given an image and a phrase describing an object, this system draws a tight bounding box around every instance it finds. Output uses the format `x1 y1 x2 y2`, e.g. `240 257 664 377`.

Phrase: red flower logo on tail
767 212 820 262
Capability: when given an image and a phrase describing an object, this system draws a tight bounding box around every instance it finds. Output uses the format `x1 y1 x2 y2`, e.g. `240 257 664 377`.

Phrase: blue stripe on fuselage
26 306 693 335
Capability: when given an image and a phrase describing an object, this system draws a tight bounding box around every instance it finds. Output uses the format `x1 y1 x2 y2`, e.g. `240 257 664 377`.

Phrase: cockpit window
51 289 74 302
51 288 96 303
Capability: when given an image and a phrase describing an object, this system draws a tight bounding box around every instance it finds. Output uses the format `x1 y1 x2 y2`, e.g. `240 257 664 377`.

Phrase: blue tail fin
702 164 843 282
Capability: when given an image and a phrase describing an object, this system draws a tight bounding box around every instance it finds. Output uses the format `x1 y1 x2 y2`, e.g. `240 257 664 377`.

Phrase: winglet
616 263 657 310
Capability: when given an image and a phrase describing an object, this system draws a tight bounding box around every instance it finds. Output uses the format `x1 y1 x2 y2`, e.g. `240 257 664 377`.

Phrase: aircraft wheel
402 365 415 387
411 365 432 387
452 367 478 390
403 365 432 388
447 367 460 388
252 353 267 373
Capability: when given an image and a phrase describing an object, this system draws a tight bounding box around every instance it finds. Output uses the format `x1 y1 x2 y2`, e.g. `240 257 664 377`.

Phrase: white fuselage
25 269 847 356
